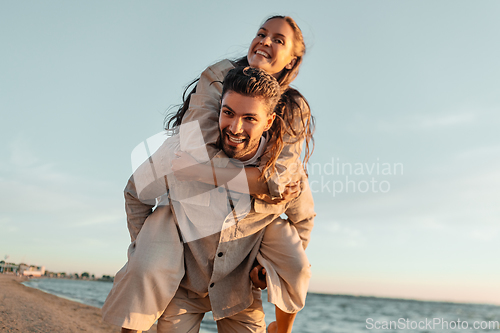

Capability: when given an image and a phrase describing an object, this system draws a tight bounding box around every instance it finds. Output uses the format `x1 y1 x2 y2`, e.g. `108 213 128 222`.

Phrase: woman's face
247 18 297 78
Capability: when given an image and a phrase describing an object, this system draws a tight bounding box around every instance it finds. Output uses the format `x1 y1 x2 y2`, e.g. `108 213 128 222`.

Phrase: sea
22 278 500 332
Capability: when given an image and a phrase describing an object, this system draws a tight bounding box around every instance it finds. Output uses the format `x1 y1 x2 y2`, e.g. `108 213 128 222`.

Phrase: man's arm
125 136 174 241
124 175 156 242
283 177 315 249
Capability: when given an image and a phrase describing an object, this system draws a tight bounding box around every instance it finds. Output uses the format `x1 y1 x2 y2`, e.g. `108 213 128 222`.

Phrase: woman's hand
254 180 301 204
171 151 204 181
282 180 301 201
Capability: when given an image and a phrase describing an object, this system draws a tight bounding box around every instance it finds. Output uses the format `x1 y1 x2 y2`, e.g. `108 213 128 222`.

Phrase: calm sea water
23 279 500 332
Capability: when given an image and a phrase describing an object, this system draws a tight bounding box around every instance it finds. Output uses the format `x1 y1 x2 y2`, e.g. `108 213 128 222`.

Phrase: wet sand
0 274 157 332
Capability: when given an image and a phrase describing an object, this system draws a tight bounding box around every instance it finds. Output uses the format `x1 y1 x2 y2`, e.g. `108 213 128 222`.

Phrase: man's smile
225 132 247 146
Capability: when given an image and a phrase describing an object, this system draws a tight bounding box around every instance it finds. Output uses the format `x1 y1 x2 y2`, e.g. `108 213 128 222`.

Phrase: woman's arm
180 60 234 159
174 60 279 196
171 151 301 204
171 151 267 194
177 61 310 200
283 177 315 249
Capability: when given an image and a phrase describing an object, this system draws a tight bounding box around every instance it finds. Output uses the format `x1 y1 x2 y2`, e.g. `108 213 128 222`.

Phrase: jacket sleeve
124 135 176 241
124 175 156 242
181 59 235 160
124 58 233 241
259 96 311 199
283 177 315 249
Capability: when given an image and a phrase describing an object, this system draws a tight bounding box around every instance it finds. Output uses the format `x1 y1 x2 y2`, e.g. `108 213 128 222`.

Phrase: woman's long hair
165 15 315 179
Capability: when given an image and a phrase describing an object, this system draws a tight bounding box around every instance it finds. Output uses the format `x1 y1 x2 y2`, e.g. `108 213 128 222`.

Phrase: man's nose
229 118 244 134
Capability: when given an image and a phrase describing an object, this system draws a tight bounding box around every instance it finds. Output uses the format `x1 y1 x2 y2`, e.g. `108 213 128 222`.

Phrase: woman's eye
257 33 266 38
275 38 284 45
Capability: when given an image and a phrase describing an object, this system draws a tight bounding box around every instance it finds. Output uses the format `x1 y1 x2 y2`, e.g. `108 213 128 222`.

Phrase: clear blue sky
1 1 499 305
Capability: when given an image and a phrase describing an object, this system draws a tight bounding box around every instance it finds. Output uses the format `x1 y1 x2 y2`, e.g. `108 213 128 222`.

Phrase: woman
169 15 313 201
103 15 315 333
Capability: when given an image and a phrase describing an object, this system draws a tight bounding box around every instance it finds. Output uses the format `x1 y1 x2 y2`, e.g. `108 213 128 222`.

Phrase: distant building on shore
18 263 45 277
0 261 45 277
1 260 112 280
0 261 18 274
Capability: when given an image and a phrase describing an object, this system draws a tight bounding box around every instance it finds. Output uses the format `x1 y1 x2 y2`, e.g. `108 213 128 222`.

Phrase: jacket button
210 283 214 288
218 187 224 193
218 252 223 257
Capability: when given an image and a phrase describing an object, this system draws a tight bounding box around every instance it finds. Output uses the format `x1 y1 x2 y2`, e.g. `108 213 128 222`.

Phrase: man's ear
285 57 297 70
264 113 276 131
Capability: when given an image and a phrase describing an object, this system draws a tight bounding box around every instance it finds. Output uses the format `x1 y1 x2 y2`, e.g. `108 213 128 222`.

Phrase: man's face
219 91 275 161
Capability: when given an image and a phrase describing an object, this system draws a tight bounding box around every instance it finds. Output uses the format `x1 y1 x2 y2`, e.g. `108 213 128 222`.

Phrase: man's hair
221 66 280 115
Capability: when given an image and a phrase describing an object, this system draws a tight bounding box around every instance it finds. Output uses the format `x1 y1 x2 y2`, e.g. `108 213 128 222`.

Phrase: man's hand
250 264 267 289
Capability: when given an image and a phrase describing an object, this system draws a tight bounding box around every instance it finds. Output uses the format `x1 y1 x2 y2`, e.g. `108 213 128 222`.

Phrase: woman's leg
102 205 185 331
256 217 311 332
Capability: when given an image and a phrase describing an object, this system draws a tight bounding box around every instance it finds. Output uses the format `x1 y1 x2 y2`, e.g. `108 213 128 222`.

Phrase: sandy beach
0 274 157 333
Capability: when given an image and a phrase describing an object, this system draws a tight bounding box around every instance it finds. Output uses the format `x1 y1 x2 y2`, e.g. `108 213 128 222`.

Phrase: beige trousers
102 209 310 331
102 205 185 330
157 286 266 333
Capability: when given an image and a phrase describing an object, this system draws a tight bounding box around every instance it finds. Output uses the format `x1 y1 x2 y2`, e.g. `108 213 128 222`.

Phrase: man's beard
220 128 260 161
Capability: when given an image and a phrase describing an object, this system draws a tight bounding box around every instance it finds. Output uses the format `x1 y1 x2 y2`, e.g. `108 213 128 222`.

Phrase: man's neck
234 134 268 167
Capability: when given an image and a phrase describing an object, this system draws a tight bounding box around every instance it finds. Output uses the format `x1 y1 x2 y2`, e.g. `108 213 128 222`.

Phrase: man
103 67 315 333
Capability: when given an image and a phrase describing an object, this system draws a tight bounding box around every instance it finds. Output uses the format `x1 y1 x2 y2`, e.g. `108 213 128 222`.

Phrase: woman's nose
259 36 271 46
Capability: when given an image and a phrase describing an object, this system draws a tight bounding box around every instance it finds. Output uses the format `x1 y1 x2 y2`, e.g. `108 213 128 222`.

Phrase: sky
1 1 499 305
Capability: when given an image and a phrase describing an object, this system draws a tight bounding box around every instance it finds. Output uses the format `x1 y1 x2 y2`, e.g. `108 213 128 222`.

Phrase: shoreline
0 274 157 332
